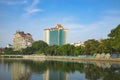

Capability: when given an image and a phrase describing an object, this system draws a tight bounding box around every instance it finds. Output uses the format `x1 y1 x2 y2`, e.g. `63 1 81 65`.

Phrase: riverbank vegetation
2 24 120 56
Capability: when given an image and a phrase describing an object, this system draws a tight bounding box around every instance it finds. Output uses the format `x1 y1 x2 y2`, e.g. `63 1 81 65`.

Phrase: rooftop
44 24 68 30
15 31 32 37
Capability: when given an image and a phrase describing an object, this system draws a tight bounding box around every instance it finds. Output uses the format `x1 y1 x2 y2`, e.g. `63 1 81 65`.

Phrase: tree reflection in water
0 59 120 80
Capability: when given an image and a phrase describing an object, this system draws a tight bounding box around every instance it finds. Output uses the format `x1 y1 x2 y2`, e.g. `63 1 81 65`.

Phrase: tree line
3 24 120 55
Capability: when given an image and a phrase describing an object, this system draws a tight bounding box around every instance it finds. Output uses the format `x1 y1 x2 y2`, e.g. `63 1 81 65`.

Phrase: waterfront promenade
0 55 120 62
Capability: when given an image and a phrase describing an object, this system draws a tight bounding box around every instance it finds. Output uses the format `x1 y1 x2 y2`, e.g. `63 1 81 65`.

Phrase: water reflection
0 59 120 80
96 62 111 68
12 62 31 80
44 69 68 80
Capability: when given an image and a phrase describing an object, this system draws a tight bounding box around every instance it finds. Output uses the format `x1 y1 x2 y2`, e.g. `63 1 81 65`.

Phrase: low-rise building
72 41 84 47
13 31 34 51
0 48 4 54
6 44 13 48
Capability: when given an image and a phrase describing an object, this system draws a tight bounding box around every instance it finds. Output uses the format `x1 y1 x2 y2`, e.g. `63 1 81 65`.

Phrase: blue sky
0 0 120 47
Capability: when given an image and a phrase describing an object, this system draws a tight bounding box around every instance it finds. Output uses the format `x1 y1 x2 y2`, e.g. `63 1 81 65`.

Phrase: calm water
0 59 120 80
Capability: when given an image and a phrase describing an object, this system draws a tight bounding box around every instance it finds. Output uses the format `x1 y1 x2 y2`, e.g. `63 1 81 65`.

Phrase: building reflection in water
1 59 120 80
44 69 68 80
12 62 31 80
95 62 111 68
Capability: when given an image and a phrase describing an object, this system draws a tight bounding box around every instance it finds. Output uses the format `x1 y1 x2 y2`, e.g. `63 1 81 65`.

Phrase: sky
0 0 120 47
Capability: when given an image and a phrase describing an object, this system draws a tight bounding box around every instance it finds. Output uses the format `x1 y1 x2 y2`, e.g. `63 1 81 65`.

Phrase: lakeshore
0 55 120 63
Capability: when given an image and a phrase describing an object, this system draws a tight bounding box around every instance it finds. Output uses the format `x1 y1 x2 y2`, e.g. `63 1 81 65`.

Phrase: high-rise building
44 24 68 46
13 31 34 51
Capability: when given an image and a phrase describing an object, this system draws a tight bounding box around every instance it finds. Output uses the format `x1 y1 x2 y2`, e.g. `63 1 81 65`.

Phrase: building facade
13 31 33 51
44 24 68 46
0 48 4 54
72 41 84 47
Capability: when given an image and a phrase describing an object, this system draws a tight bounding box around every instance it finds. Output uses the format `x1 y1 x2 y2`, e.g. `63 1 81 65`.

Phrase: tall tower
44 24 68 46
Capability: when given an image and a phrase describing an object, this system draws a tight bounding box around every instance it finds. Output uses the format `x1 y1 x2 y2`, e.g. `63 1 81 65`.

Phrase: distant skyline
0 0 120 47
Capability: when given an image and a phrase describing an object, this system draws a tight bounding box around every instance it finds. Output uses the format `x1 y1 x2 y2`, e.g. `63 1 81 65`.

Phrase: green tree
22 40 48 54
45 45 59 55
98 39 112 53
60 44 75 56
22 46 34 54
32 40 48 51
74 46 85 55
84 39 100 54
108 24 120 52
4 48 16 54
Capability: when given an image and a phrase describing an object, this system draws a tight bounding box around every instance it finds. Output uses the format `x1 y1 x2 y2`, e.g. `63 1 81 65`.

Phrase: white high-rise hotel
44 24 68 46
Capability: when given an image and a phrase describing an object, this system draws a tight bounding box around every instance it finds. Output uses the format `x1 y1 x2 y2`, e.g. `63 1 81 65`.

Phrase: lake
0 59 120 80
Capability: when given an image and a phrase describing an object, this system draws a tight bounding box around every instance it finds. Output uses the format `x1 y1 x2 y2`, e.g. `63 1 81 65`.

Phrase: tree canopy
84 39 99 54
108 24 120 52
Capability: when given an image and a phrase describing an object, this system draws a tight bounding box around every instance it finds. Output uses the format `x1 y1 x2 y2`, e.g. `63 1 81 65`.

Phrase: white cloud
105 10 120 15
23 0 42 17
0 0 27 5
62 16 74 23
25 8 42 14
0 0 42 17
63 16 120 43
